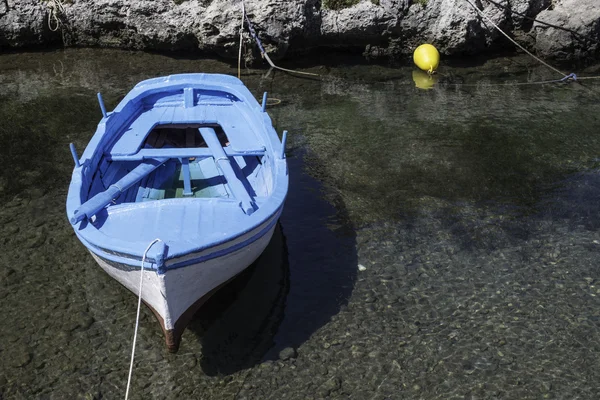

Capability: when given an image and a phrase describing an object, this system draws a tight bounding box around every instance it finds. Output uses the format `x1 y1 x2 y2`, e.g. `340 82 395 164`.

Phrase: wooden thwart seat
198 127 256 215
109 147 265 161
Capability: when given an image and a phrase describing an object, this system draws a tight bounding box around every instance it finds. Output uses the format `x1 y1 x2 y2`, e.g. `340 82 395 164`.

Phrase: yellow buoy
413 44 440 74
412 70 438 90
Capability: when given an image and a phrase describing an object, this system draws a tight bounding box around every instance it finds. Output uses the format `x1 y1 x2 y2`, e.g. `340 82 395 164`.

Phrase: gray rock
0 267 16 286
68 312 94 331
25 231 46 249
533 0 600 61
317 376 342 397
9 347 32 368
279 346 297 360
317 364 329 376
541 381 552 393
1 0 598 61
0 0 51 48
5 225 19 235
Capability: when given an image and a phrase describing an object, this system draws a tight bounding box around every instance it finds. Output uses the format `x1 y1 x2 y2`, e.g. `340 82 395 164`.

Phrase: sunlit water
1 49 600 399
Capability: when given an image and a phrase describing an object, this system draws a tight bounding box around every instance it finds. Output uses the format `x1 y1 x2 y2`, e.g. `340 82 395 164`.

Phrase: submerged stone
279 347 297 361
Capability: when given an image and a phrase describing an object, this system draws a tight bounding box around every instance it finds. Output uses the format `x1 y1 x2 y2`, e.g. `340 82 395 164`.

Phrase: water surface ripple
1 49 599 399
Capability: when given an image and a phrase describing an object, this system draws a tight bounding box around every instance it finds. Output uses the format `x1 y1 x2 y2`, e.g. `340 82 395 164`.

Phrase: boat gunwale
66 73 288 267
76 204 283 273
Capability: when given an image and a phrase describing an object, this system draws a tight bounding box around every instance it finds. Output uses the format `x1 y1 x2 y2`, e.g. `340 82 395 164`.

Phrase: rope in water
124 238 162 400
266 98 282 106
46 0 65 32
463 0 568 79
239 0 319 77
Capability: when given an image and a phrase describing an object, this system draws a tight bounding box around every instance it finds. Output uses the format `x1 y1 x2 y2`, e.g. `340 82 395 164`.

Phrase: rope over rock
44 0 65 32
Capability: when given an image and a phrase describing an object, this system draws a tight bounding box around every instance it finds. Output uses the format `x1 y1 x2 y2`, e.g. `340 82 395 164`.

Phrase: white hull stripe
77 207 281 273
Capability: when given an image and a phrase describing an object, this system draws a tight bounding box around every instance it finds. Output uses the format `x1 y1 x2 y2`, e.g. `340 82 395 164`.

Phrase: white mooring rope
238 0 319 77
124 238 163 400
238 1 245 79
46 0 66 32
463 0 567 79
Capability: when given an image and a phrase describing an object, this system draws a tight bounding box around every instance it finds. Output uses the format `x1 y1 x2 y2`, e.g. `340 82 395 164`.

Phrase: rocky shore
1 0 599 62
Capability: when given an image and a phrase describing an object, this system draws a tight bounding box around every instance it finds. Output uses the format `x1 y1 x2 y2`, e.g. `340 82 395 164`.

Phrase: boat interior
70 80 284 256
86 122 272 215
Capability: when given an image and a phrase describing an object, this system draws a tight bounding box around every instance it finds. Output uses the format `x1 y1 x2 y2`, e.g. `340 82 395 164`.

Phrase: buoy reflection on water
412 69 439 90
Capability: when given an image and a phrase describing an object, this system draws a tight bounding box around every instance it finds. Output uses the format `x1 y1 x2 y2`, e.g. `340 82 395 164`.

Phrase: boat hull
89 220 278 351
67 74 289 351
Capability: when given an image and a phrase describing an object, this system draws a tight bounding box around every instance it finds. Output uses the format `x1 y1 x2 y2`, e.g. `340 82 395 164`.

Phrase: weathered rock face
534 0 600 62
0 0 52 47
1 0 599 62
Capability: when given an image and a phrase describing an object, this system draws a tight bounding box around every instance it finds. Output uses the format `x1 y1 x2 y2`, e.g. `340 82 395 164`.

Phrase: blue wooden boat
66 74 288 351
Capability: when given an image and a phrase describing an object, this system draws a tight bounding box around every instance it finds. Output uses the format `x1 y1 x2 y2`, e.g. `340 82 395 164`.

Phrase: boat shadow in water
265 150 358 360
187 150 357 375
186 222 290 376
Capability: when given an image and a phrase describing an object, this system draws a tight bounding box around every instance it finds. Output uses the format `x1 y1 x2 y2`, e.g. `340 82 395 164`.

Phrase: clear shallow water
1 49 600 399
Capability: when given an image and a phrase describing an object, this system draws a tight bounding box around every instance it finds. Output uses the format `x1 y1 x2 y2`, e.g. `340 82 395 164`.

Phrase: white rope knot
46 0 65 32
124 238 162 400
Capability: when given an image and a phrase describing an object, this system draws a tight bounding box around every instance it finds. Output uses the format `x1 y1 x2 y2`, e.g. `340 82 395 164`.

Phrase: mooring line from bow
124 238 163 400
239 1 319 77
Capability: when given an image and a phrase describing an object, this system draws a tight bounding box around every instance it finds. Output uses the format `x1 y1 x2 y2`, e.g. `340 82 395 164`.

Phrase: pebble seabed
1 49 600 399
2 179 600 399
